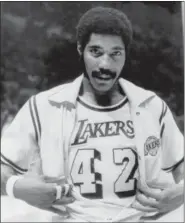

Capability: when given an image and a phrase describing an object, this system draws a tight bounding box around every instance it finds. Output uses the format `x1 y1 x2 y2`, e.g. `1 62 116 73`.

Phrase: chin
93 85 114 94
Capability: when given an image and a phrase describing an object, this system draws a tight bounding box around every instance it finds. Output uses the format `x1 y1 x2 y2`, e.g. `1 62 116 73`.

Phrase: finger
54 184 73 201
44 176 66 184
141 212 167 221
42 206 68 215
54 196 75 205
136 193 159 208
138 188 161 201
132 201 159 213
52 176 66 185
146 181 164 189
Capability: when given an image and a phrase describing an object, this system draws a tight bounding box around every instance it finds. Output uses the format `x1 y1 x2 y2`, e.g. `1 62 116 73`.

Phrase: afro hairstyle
76 7 133 52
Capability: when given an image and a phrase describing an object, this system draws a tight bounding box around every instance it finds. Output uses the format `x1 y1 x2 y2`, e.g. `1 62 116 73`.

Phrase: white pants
1 196 184 222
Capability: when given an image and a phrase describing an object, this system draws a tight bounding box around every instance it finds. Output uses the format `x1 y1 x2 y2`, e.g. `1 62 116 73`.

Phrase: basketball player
1 7 184 222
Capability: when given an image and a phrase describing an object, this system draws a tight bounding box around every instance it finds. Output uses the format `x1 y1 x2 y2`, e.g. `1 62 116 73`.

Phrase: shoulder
147 93 164 109
33 81 73 107
123 79 164 110
126 80 165 117
141 89 166 121
37 82 71 99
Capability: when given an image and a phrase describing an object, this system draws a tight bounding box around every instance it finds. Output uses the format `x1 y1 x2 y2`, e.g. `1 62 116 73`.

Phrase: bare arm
1 163 18 195
172 161 184 184
1 163 74 210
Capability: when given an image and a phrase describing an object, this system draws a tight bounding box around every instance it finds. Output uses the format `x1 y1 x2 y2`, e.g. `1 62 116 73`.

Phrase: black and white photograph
1 2 184 222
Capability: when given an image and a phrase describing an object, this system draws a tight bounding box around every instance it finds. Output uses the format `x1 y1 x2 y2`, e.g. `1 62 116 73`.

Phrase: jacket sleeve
159 100 184 172
1 96 40 174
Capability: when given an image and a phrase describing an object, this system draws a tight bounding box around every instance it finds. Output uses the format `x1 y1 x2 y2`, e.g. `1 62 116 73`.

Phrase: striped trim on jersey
159 101 168 124
1 96 41 174
159 100 168 138
29 96 41 143
77 96 128 112
162 157 184 172
1 153 28 174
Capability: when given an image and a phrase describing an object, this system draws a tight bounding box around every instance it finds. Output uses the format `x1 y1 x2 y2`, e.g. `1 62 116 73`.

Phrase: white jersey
1 76 183 222
69 96 139 208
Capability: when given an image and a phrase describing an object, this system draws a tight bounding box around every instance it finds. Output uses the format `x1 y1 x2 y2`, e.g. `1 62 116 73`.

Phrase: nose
98 54 111 69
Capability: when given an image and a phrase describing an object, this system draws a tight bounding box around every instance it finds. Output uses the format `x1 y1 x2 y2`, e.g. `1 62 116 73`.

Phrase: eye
90 48 102 57
111 51 122 57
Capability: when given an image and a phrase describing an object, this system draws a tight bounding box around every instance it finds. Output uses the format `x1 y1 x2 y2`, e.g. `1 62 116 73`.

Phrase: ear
77 42 82 56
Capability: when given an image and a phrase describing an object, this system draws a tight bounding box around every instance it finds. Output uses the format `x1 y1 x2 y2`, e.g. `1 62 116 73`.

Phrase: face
80 33 126 93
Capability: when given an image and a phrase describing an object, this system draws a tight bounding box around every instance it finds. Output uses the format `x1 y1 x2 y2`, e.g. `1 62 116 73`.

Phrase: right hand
13 176 74 210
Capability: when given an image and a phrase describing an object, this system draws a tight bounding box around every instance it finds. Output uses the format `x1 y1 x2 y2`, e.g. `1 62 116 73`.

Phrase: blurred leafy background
1 2 184 132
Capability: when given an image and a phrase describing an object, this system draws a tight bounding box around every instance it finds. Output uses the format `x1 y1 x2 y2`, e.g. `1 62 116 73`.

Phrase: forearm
1 163 18 195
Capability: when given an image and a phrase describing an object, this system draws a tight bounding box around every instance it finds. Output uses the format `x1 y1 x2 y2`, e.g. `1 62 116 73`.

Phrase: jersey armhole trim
1 152 28 174
29 98 39 142
33 96 41 137
29 96 41 143
162 157 184 172
1 160 24 175
160 123 165 138
159 101 167 124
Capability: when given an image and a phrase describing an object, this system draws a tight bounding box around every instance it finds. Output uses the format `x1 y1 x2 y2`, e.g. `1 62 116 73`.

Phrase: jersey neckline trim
77 96 128 112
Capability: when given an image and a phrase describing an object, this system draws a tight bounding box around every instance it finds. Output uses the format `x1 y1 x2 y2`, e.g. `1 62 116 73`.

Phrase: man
1 7 184 222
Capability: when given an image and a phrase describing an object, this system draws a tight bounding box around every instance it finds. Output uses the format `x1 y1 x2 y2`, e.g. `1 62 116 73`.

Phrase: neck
80 77 125 106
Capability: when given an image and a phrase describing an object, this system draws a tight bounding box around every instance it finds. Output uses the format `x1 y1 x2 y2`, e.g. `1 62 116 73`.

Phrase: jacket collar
48 74 155 108
118 78 156 108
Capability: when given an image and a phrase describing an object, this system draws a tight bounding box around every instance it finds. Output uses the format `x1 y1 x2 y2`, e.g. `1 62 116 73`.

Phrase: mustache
92 69 116 78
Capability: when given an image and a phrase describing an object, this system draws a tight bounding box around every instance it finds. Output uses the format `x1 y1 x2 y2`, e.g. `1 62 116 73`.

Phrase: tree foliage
1 2 184 131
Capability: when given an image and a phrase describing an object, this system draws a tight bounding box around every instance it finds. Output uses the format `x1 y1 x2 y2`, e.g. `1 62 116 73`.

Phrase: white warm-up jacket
1 75 184 221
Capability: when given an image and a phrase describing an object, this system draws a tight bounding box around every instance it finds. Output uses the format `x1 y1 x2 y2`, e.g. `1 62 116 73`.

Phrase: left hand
135 183 184 214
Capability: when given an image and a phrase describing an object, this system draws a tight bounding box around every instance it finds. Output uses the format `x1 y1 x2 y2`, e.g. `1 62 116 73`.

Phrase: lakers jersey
69 96 139 208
